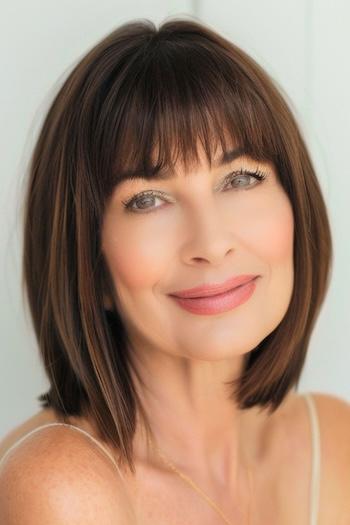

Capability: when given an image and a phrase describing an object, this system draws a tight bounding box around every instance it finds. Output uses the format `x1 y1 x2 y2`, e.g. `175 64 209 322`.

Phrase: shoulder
306 391 350 461
308 392 350 471
0 423 136 524
283 389 350 437
295 391 350 520
309 390 350 424
289 390 350 463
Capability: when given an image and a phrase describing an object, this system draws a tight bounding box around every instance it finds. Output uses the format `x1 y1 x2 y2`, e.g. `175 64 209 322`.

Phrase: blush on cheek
105 248 149 290
262 216 294 262
271 202 294 261
103 233 169 291
243 194 294 262
101 211 155 289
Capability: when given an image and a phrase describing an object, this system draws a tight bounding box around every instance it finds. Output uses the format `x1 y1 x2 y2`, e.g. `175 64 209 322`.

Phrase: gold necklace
148 435 253 525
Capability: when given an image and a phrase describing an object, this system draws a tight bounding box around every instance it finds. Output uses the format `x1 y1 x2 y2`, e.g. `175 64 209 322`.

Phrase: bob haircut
22 17 332 473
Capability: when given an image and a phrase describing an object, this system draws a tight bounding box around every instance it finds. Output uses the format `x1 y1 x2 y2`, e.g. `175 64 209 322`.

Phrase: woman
0 17 349 524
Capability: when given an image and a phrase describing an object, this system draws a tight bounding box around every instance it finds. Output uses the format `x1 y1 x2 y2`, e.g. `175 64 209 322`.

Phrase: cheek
102 187 294 291
101 215 169 289
238 190 294 262
242 191 295 328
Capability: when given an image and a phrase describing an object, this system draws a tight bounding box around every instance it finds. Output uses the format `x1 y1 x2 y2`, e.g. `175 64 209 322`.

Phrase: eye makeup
121 166 269 214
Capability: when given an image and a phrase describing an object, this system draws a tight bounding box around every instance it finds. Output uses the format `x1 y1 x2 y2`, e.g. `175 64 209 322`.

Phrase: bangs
26 18 333 471
96 33 282 197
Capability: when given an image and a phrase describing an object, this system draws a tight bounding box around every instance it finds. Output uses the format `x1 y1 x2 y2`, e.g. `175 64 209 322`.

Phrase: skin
100 140 295 517
1 140 350 523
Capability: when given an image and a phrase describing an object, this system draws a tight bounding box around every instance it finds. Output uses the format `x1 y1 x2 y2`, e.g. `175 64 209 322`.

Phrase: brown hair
22 17 332 473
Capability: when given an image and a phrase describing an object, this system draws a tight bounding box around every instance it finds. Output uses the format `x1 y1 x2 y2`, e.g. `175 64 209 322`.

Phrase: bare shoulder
309 391 350 463
302 391 350 521
307 391 350 460
285 389 350 438
0 423 137 524
309 390 350 424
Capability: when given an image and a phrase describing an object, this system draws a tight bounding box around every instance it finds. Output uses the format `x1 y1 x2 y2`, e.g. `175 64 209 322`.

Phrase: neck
128 342 264 491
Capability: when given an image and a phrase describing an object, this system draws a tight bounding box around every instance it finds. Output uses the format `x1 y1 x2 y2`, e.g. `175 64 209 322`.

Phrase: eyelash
121 167 268 213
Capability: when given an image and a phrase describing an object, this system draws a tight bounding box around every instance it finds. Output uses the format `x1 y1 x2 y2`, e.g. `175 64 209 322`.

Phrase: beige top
0 392 320 524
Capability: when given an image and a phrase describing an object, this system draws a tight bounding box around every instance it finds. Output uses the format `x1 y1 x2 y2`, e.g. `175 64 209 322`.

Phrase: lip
169 274 259 299
169 277 259 315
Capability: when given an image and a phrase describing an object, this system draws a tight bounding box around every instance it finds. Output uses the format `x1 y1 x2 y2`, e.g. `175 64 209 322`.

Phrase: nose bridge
190 183 237 232
192 197 224 234
183 196 235 263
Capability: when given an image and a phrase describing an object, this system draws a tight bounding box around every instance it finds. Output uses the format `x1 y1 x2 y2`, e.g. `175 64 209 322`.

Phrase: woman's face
101 144 294 361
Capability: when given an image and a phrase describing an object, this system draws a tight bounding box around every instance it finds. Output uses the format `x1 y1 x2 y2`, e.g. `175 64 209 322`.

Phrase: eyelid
121 166 269 211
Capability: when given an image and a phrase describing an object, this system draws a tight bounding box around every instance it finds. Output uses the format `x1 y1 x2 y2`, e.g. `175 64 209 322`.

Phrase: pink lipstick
168 275 259 315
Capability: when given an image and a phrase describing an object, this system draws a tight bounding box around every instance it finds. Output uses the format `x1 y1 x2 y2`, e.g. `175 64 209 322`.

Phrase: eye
222 167 267 190
121 167 268 213
121 190 168 213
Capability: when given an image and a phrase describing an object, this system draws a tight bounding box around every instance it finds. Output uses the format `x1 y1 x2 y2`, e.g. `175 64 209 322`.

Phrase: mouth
169 277 259 315
169 275 259 299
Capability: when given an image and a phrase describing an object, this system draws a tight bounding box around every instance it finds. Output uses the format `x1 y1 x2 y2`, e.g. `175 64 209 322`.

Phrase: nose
180 202 236 266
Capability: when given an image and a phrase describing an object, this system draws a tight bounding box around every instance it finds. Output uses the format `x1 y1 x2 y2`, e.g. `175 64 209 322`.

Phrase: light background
1 0 349 435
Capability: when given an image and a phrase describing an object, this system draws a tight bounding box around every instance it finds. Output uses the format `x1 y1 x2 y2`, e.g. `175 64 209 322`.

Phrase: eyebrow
114 146 247 186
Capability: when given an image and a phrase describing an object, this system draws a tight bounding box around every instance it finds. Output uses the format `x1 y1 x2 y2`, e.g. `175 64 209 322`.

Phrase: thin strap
0 422 123 478
302 393 321 525
1 422 138 522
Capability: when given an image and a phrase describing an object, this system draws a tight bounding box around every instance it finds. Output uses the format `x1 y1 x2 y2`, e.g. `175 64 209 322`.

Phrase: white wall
1 0 349 436
198 2 350 396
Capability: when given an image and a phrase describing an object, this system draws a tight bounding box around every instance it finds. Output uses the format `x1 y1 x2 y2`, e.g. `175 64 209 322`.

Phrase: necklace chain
148 435 252 525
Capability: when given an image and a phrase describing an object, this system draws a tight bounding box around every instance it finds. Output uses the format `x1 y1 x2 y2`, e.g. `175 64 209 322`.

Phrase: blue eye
121 167 268 213
122 191 165 212
224 167 267 190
